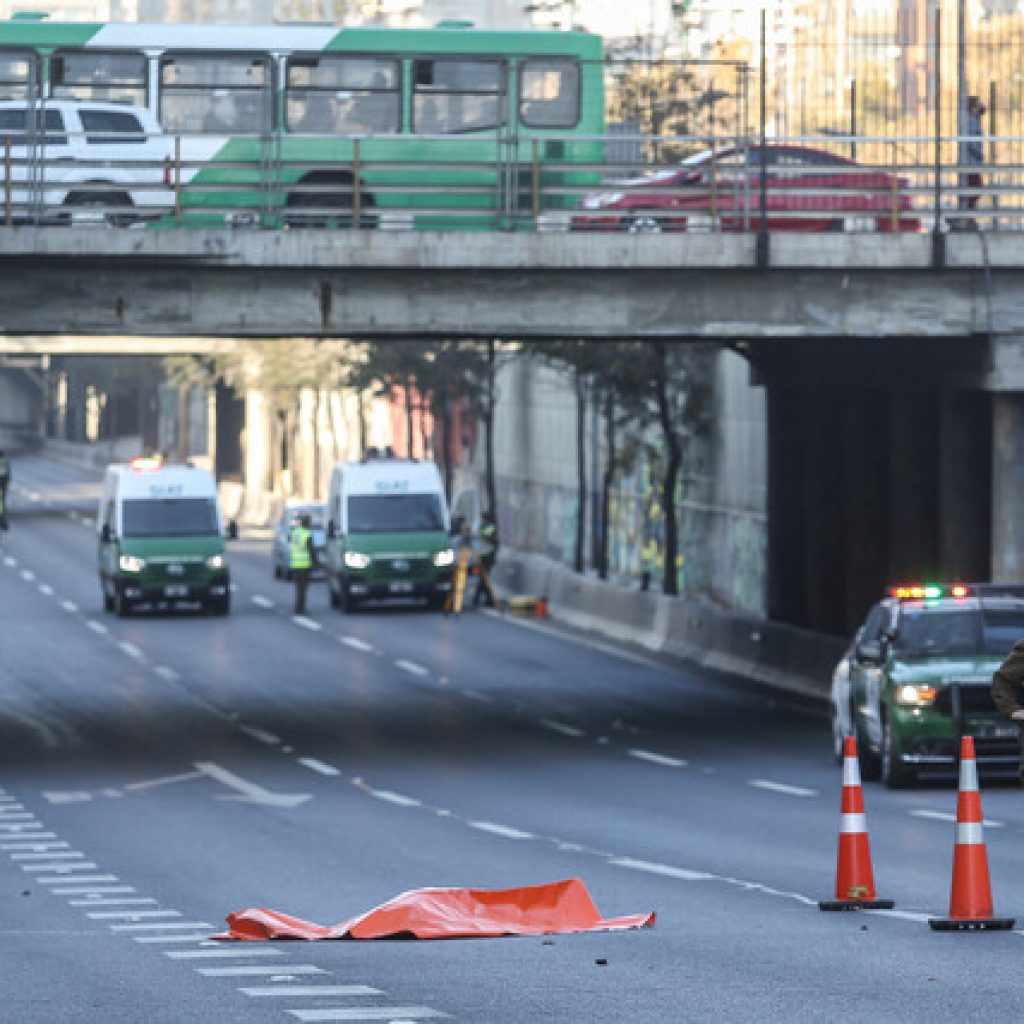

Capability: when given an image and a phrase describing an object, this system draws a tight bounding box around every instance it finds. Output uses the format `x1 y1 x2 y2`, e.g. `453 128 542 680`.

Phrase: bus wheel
65 190 134 227
284 173 375 230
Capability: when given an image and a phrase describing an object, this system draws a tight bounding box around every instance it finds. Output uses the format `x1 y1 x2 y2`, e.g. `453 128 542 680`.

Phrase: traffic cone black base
928 915 1015 931
819 897 895 912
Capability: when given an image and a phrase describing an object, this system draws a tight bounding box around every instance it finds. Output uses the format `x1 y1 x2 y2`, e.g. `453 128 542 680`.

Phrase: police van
97 457 231 616
324 452 454 612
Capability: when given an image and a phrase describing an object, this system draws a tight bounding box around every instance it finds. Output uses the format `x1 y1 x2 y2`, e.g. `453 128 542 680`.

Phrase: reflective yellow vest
289 526 312 570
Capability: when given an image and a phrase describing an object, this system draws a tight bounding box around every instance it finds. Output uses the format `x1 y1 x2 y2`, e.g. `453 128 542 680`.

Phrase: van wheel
284 172 376 230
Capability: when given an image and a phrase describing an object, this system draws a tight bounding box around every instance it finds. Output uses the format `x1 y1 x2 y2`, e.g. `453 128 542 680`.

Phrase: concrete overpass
6 227 1024 636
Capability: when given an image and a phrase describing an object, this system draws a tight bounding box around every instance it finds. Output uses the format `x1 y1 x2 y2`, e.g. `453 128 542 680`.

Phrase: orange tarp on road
216 878 656 941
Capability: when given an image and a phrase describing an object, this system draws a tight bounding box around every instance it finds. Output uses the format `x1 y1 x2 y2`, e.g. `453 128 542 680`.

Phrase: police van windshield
122 498 219 537
347 494 444 533
894 600 1024 657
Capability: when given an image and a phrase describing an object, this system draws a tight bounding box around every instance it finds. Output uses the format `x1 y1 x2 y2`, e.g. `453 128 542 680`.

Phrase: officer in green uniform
288 512 315 615
992 641 1024 778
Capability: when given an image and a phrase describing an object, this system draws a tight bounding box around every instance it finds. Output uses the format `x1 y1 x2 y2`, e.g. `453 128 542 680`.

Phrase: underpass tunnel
759 338 993 636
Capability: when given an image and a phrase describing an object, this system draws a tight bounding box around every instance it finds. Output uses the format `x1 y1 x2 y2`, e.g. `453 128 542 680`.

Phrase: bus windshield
347 494 444 533
122 498 219 538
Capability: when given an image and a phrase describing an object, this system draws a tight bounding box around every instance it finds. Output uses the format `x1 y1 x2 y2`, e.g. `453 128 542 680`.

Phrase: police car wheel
881 714 913 788
856 725 881 781
114 587 132 618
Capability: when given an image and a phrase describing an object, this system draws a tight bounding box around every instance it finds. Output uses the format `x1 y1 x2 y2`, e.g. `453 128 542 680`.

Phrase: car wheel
881 713 913 788
113 586 132 618
206 594 231 616
626 215 664 234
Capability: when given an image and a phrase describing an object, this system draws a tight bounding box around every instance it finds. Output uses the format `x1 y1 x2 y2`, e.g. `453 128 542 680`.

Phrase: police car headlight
895 684 938 707
344 551 371 570
206 554 226 570
433 548 455 568
119 554 146 573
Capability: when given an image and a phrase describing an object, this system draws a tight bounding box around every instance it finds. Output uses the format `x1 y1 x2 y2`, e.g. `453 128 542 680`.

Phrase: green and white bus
0 15 605 229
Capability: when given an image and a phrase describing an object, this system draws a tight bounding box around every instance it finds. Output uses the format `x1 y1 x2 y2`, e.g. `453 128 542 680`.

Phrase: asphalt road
4 454 1024 1023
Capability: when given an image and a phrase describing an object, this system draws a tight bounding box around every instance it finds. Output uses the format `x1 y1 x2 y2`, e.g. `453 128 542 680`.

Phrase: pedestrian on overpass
289 512 316 616
957 95 986 228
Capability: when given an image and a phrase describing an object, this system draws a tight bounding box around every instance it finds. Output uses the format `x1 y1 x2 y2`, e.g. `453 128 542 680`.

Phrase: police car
832 583 1024 787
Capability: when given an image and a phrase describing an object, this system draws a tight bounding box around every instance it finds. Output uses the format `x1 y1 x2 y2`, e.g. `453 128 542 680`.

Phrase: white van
324 452 454 612
97 457 231 616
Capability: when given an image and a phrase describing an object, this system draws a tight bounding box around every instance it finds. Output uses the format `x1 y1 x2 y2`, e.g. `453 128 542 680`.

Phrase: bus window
286 56 399 136
520 59 579 128
159 54 268 134
0 51 38 100
413 59 505 134
51 51 147 107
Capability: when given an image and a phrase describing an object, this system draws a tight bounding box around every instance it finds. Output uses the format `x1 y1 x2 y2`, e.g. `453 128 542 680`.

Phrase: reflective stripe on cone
929 735 1014 931
819 735 895 911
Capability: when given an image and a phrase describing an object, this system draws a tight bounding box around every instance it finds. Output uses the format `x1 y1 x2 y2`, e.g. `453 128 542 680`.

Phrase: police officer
992 641 1024 778
288 512 316 615
473 511 499 607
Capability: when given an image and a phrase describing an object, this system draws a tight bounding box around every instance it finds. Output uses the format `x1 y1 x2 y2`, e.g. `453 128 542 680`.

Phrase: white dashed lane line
911 808 1003 828
118 642 145 662
152 666 180 683
110 921 215 932
20 569 34 581
165 948 285 960
239 725 281 747
60 599 78 613
340 636 373 653
293 615 322 631
468 821 534 840
85 620 108 635
240 985 382 998
38 583 53 596
288 1007 449 1021
539 719 585 738
198 965 327 977
251 595 274 609
748 779 817 798
297 758 341 777
395 659 429 677
627 749 687 768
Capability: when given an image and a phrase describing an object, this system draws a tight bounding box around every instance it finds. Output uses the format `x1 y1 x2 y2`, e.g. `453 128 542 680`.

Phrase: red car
571 143 919 233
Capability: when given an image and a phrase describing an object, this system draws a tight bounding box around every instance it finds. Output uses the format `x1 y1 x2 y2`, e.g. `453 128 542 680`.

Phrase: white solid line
87 909 181 920
38 584 53 596
251 595 274 608
395 659 429 677
297 758 341 777
292 615 321 631
748 779 817 798
539 719 585 738
198 966 326 977
153 665 180 683
111 921 213 932
609 857 714 881
911 808 1003 828
240 985 381 998
239 725 281 746
119 642 145 661
628 749 688 768
340 636 373 652
86 620 108 635
289 1008 449 1022
468 821 534 840
61 599 78 613
166 948 284 960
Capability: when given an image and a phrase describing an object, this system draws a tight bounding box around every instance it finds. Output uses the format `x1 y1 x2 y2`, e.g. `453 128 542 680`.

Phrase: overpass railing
0 129 1021 235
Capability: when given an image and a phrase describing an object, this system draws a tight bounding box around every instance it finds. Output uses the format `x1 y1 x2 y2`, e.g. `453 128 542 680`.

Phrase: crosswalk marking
166 948 284 960
198 965 326 977
240 985 381 997
288 1009 448 1022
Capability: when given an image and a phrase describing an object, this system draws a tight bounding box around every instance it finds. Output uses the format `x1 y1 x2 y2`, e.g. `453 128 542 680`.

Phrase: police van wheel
881 714 913 788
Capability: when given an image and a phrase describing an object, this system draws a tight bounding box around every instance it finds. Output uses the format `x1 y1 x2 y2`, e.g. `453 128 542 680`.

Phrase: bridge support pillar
991 393 1024 582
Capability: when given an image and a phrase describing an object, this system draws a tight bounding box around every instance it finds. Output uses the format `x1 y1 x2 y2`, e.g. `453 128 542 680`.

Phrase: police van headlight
344 551 371 570
206 554 226 570
119 554 146 573
433 548 455 568
895 684 938 707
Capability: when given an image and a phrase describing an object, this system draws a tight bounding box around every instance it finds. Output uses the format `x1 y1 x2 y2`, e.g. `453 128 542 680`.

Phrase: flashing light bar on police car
888 583 971 600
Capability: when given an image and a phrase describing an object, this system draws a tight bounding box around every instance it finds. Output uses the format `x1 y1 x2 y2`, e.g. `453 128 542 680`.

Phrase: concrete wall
0 368 43 449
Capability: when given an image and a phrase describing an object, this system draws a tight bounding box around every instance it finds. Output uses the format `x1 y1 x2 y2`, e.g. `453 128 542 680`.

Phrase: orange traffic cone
929 735 1014 931
819 735 895 911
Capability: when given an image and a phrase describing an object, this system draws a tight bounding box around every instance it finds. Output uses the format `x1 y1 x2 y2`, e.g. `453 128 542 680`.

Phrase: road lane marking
166 948 284 960
395 659 429 677
85 620 108 635
195 762 311 808
288 1009 449 1022
0 811 33 820
11 851 85 861
341 636 374 652
111 921 214 932
38 583 53 596
241 985 382 998
42 792 92 804
20 569 34 581
468 821 534 840
911 809 1003 828
118 642 145 661
2 841 69 852
21 862 98 873
125 770 203 793
2 555 14 567
461 689 495 704
628 749 687 768
539 719 585 738
70 897 157 907
748 779 817 798
87 909 182 920
134 934 218 944
293 615 321 631
199 966 326 977
251 595 274 609
239 725 281 747
609 857 714 882
52 885 135 895
36 874 120 885
152 665 180 684
61 599 78 613
297 758 341 777
369 790 421 808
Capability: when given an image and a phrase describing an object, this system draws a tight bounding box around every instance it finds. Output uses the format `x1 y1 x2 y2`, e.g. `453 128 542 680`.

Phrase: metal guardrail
1 130 1021 234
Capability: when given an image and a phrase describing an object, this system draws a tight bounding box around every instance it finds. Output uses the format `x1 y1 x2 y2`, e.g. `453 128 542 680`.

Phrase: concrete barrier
492 549 845 702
